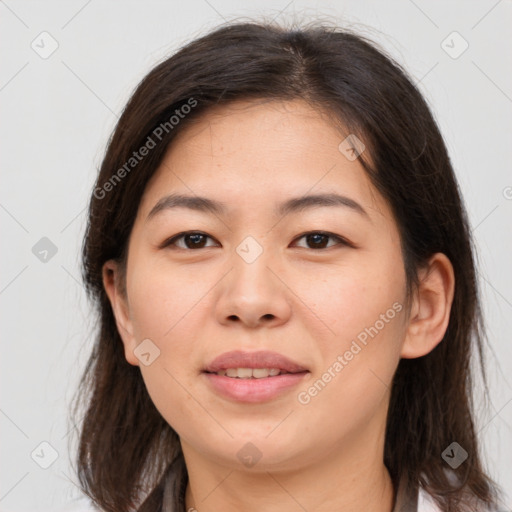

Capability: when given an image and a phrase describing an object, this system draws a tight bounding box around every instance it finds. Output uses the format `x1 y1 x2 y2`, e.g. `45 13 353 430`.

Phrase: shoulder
418 486 443 512
53 497 102 512
417 482 499 512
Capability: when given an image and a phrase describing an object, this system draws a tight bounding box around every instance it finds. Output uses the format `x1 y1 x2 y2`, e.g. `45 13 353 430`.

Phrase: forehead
138 99 388 221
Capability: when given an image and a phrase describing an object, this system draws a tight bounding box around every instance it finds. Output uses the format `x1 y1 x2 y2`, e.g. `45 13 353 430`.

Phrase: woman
72 20 503 512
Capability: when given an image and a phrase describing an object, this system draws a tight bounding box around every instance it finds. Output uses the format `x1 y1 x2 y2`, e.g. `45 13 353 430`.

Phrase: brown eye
163 232 218 250
162 230 352 251
293 231 350 250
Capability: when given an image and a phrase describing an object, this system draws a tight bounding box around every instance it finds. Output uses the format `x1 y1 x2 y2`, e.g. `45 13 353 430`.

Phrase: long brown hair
74 19 502 512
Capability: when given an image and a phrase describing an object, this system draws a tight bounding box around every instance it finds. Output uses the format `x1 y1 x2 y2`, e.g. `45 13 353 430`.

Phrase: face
109 99 413 472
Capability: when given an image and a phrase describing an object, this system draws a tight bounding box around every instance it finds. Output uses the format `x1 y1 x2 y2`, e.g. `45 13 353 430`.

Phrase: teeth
252 368 270 378
216 368 283 378
237 368 253 379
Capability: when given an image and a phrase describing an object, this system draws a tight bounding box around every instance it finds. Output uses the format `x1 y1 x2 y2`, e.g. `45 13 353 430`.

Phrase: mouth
202 350 309 403
208 368 296 378
203 349 308 374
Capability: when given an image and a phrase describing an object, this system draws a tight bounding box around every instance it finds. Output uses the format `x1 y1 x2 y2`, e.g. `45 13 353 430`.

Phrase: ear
401 253 455 359
103 260 140 366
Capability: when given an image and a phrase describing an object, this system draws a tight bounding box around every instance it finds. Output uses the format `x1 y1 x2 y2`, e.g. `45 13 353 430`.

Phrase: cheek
293 269 406 439
126 263 203 436
127 258 206 341
292 252 407 352
291 254 407 420
125 258 215 423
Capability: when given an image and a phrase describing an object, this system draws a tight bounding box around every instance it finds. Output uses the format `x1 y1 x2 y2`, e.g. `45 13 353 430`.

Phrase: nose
215 251 292 329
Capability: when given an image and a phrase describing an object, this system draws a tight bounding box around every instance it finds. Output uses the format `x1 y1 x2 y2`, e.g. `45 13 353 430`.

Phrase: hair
75 19 502 512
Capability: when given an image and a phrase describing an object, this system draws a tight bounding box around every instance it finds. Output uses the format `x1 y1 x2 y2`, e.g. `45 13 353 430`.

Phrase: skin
103 99 455 512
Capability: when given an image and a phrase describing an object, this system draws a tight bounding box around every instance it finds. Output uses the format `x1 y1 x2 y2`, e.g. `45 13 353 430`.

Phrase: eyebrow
146 192 369 221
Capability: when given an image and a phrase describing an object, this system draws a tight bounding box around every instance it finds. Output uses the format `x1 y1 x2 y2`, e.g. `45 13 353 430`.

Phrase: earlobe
401 253 455 359
102 260 140 366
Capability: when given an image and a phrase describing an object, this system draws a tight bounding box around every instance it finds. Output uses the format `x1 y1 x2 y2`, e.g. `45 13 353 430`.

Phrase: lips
202 350 309 403
203 350 308 374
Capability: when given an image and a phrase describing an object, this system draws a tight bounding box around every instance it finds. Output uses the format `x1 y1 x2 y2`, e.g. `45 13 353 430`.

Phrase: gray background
1 1 511 510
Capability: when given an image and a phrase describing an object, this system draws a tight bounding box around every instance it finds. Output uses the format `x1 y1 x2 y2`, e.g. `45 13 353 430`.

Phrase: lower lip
203 372 308 403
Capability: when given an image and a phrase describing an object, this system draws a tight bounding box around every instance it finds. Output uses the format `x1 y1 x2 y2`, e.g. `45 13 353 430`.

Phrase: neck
182 436 395 512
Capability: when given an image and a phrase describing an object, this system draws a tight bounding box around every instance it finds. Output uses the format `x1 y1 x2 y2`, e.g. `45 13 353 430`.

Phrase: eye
161 230 353 251
293 231 352 250
162 231 219 250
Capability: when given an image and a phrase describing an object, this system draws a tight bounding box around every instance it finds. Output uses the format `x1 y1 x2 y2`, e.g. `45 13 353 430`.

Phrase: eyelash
161 231 354 251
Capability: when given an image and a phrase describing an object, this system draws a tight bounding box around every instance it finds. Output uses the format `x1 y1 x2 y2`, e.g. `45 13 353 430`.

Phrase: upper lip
203 350 308 373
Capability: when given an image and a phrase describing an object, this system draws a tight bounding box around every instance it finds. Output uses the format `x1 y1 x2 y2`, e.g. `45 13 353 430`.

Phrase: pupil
308 233 327 248
187 234 205 248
